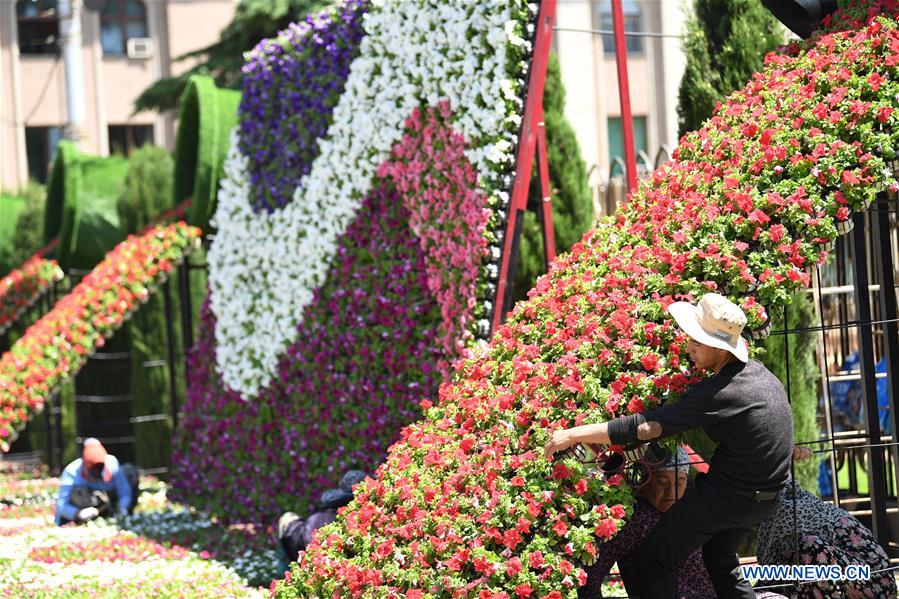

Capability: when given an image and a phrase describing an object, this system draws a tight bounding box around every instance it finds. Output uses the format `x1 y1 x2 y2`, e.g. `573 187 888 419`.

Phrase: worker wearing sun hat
544 293 794 599
54 438 139 525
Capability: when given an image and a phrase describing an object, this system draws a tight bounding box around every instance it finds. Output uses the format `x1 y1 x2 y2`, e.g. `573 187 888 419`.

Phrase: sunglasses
557 442 678 489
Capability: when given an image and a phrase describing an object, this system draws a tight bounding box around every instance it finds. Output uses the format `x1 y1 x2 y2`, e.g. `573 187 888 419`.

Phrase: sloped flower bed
275 1 899 595
0 256 63 335
0 222 201 451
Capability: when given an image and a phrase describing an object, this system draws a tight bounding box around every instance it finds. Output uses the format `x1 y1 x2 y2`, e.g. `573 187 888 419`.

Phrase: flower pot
623 444 646 463
836 217 854 236
749 319 772 340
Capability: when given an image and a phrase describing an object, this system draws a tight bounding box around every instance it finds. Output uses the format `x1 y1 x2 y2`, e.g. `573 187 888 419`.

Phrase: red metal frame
611 0 638 193
536 107 556 266
491 0 558 336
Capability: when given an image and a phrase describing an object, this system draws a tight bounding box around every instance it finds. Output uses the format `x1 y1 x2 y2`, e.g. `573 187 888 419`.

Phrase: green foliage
44 142 130 271
116 144 179 469
9 183 48 266
173 76 242 231
133 0 330 114
513 52 594 306
759 292 822 492
44 141 80 257
117 146 174 234
677 0 784 137
127 288 183 470
0 194 25 275
0 182 46 274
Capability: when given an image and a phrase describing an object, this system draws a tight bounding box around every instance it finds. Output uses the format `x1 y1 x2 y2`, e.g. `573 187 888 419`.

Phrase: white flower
209 0 530 397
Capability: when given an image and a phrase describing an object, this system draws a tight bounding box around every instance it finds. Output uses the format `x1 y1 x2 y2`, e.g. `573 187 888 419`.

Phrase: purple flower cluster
238 0 368 212
172 181 443 522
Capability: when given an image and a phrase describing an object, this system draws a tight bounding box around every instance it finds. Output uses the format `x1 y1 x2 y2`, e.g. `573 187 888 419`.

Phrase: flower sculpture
273 1 899 595
0 222 201 451
174 0 536 520
0 256 63 335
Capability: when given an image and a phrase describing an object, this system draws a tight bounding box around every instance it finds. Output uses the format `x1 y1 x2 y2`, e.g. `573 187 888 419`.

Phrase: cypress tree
759 294 821 492
678 0 783 137
513 52 594 306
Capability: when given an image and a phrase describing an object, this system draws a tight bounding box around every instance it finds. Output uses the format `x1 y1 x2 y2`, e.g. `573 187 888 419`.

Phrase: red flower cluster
0 256 63 334
278 1 898 595
0 222 200 452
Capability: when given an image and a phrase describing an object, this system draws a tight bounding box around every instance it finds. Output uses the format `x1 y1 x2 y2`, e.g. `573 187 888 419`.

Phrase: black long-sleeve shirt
607 359 793 493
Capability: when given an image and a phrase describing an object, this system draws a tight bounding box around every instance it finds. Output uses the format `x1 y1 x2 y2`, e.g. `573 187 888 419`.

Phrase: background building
554 0 689 216
0 0 237 189
1 0 688 205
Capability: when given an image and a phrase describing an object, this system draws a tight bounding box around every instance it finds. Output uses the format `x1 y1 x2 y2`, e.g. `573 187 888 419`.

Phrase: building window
25 126 63 182
607 115 647 163
100 0 147 56
16 0 59 55
108 124 153 156
597 0 644 56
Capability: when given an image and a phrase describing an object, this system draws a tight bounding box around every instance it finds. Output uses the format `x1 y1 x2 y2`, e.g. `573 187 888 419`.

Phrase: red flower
514 584 533 598
574 479 589 496
595 518 618 540
640 353 659 372
552 518 569 537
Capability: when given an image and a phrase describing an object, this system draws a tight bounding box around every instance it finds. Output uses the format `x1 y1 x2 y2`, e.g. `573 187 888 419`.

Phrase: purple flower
173 181 442 522
238 0 369 212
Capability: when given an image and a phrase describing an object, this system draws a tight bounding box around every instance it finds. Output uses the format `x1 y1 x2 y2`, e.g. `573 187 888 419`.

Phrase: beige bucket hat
667 293 749 362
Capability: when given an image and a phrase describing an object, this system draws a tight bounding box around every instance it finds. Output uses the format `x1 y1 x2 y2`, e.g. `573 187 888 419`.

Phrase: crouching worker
55 438 139 525
755 481 897 598
579 443 715 598
276 469 369 568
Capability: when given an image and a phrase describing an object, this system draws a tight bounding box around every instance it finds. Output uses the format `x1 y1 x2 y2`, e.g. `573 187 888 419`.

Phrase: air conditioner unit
126 37 154 60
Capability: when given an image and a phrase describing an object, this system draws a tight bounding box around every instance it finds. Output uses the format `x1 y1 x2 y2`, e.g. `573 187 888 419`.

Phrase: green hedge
173 75 241 231
0 194 26 275
118 146 182 471
44 142 130 271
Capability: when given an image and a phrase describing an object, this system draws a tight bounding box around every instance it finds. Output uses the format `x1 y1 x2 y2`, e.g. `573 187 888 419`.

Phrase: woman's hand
793 445 813 461
544 429 577 461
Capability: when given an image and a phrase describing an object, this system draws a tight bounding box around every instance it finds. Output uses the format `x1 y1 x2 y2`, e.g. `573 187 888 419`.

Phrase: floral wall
274 0 899 595
173 0 537 521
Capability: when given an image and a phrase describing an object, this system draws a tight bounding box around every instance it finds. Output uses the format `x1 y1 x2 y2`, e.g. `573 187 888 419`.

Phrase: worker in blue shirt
55 438 138 525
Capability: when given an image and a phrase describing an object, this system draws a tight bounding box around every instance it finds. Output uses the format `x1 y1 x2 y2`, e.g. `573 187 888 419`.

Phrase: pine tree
512 52 594 306
677 0 783 137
